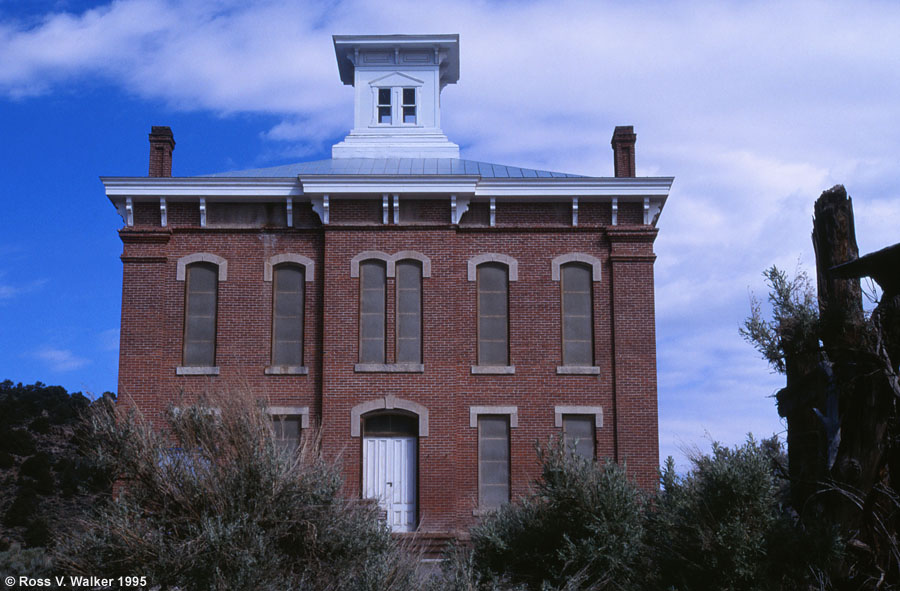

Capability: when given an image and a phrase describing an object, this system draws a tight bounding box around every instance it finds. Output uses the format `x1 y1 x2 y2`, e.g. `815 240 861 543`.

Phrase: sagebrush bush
56 388 421 591
650 437 842 590
462 441 648 591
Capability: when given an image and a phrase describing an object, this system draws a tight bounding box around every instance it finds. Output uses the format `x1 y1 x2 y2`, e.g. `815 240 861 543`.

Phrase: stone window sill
471 365 516 375
354 363 425 373
176 366 220 376
265 365 309 375
556 366 601 375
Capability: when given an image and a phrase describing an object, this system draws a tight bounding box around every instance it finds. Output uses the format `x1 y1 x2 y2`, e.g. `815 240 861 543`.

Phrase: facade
103 34 672 544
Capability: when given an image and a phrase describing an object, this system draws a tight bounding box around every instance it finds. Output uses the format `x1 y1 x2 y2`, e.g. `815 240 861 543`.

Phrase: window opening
402 88 416 124
272 264 304 366
359 260 386 363
378 88 392 124
396 260 423 363
561 263 593 366
477 263 509 366
183 262 218 366
478 415 510 508
562 415 596 460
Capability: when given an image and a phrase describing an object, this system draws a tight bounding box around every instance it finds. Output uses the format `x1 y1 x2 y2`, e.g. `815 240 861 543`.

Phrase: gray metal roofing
199 158 584 179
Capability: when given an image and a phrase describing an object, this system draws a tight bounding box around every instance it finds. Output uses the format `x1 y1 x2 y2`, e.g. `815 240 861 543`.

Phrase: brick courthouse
102 34 673 543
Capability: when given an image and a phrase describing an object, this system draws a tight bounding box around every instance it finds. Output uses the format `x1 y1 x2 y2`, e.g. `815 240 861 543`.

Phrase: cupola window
402 88 417 124
377 88 392 124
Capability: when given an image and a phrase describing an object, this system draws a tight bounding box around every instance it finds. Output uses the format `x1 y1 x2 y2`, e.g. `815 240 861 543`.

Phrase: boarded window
477 263 509 366
359 260 386 363
271 415 302 454
396 260 422 363
272 264 304 366
478 415 510 509
561 263 593 366
563 415 595 460
183 262 217 366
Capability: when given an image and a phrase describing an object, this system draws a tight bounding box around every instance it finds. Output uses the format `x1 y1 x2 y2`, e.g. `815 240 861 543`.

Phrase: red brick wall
117 198 659 534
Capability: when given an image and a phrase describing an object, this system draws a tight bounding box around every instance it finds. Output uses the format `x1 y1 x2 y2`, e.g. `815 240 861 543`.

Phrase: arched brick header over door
467 253 518 281
350 395 429 437
176 253 228 281
551 253 601 282
264 254 315 282
350 251 394 278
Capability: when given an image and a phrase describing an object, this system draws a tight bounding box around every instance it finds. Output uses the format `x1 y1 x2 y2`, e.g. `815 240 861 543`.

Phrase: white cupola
331 34 460 159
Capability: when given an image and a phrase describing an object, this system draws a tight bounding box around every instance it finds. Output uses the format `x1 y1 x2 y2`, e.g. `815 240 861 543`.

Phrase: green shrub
0 426 36 456
650 437 841 590
56 388 420 591
28 416 51 434
18 452 54 495
464 441 647 591
3 487 39 527
23 518 51 548
0 450 14 469
0 542 52 579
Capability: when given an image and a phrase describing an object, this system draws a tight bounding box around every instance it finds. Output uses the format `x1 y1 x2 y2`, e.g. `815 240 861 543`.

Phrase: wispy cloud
33 347 90 372
0 277 47 301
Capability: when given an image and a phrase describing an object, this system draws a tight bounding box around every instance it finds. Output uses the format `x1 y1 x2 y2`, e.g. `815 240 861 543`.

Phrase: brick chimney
148 126 175 177
611 126 636 177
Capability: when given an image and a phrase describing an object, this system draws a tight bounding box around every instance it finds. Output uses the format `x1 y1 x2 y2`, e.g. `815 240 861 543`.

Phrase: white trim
474 177 673 197
382 194 389 224
267 406 310 429
554 406 603 428
551 253 602 282
643 197 650 225
264 254 315 282
612 198 618 226
311 195 329 224
571 197 578 227
286 197 293 227
467 253 518 281
176 253 228 281
469 406 518 428
125 197 133 227
489 198 496 227
350 395 429 437
451 195 470 224
392 194 400 224
300 175 477 194
199 198 207 227
160 198 167 227
350 251 395 278
102 177 303 197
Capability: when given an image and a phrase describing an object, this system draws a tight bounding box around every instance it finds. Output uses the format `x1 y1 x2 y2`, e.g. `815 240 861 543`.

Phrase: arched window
395 259 423 364
359 260 387 364
183 262 218 367
272 264 305 367
560 263 593 366
477 262 509 366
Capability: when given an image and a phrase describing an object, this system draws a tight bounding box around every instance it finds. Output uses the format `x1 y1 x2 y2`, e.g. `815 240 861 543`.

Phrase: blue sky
1 0 898 469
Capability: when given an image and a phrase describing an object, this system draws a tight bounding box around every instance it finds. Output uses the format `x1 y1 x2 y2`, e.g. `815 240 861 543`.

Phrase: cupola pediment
369 72 424 87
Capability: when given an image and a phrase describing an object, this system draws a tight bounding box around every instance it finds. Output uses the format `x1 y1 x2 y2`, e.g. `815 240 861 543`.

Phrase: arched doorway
362 412 417 532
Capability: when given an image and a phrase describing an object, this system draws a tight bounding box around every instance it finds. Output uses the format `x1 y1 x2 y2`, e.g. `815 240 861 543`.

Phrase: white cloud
2 0 898 466
33 347 91 371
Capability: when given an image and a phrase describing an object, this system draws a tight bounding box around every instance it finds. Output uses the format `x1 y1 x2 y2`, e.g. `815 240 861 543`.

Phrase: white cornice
474 177 674 198
101 177 302 198
299 175 479 194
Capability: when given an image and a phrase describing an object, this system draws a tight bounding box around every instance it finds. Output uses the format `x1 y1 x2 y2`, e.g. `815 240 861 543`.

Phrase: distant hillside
0 381 113 550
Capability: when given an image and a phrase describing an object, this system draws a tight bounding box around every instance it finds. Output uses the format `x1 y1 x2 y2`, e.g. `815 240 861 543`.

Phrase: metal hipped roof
198 158 585 179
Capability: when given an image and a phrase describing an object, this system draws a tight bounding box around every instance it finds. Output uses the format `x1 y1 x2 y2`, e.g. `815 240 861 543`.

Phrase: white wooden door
363 436 416 532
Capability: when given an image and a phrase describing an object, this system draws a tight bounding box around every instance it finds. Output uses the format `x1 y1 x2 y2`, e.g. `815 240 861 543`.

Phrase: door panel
363 436 416 532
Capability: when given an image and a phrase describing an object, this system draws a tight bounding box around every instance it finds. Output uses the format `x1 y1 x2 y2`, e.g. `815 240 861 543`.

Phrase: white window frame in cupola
368 72 424 128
